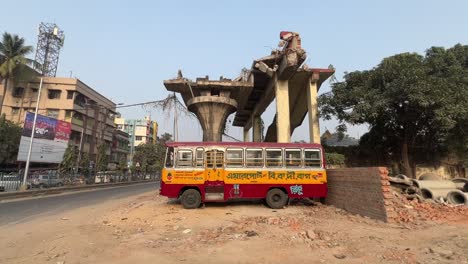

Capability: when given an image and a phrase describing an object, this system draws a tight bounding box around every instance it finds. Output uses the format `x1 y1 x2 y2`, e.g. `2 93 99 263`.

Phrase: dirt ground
1 190 467 264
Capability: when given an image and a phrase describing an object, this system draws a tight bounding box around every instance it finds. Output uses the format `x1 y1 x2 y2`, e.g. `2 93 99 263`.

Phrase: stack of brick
325 167 394 222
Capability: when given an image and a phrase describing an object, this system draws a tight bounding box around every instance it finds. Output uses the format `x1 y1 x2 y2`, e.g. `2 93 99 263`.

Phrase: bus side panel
159 181 206 199
223 183 327 200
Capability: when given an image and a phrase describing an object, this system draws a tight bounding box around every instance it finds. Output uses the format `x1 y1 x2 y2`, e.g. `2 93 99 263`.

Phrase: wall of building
325 167 393 222
1 77 117 166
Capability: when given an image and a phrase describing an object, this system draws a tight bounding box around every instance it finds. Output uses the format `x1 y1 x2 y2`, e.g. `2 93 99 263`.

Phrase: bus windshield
165 147 174 168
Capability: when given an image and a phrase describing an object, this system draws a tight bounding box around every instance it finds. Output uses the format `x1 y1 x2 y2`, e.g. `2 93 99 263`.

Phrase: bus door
205 150 224 182
204 149 225 201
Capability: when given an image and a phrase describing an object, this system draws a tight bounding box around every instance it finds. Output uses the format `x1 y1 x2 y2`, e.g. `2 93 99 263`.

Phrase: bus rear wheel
181 189 201 209
266 188 288 209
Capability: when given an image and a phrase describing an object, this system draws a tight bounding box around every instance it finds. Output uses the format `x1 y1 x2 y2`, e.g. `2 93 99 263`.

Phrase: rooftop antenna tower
34 22 65 77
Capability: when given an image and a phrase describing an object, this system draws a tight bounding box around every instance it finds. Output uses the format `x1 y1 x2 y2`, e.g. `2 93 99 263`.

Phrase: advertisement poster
17 112 72 163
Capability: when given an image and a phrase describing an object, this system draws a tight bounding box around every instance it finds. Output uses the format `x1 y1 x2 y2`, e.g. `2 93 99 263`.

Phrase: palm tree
0 32 34 116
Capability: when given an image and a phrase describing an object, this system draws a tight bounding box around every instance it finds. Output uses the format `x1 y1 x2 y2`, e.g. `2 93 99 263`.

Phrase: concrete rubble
389 174 468 205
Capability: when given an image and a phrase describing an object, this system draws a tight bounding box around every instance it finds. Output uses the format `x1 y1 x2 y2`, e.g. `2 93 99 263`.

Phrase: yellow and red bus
160 142 327 209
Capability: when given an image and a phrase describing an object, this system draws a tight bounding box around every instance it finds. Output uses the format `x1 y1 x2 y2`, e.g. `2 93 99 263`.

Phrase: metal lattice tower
34 23 65 77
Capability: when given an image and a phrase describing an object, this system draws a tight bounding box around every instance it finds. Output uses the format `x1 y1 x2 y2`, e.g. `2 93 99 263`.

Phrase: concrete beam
307 78 320 144
252 116 262 142
254 62 277 78
243 128 250 142
243 78 276 131
275 78 291 143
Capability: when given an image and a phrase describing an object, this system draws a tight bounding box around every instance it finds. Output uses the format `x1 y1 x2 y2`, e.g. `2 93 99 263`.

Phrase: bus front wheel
181 189 201 209
266 188 288 209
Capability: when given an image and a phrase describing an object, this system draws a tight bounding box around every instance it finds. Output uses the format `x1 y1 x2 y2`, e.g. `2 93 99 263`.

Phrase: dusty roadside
0 191 467 264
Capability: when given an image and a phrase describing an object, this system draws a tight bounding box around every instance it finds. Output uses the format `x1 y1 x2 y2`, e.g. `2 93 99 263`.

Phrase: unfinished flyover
164 32 334 143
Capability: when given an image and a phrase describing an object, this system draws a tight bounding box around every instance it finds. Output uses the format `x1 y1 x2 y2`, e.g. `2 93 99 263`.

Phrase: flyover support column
275 78 291 143
307 79 320 144
243 128 250 142
253 116 262 142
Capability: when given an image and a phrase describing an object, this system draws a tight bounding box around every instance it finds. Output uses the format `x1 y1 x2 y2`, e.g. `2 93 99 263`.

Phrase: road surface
0 182 158 226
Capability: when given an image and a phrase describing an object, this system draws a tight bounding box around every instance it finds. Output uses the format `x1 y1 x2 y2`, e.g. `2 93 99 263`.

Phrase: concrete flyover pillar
307 79 320 144
275 78 291 143
252 116 262 142
243 128 250 142
187 96 237 142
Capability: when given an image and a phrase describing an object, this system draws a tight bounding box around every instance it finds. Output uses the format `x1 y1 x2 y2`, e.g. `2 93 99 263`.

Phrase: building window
31 88 38 94
11 107 20 115
246 149 263 168
48 89 62 99
285 149 302 168
12 87 25 98
47 109 59 119
135 136 142 141
65 110 73 118
67 90 74 99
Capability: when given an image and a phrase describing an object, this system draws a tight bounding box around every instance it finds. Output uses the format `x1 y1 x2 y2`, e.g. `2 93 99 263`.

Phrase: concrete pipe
412 180 457 190
420 188 457 201
452 178 468 192
395 174 409 180
446 190 468 205
454 182 468 192
418 172 442 181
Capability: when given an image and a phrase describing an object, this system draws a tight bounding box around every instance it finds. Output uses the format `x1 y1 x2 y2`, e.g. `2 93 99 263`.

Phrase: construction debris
389 174 468 205
391 190 468 223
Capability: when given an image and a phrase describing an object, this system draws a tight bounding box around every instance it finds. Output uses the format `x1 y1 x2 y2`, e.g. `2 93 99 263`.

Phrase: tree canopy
319 44 468 177
0 32 35 115
132 133 172 175
0 115 22 165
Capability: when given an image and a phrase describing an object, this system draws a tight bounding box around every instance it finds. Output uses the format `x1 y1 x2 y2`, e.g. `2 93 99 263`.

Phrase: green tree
79 152 90 176
59 144 78 175
96 143 109 171
0 32 35 115
0 115 22 165
319 45 468 178
325 153 345 167
133 133 172 175
118 156 127 173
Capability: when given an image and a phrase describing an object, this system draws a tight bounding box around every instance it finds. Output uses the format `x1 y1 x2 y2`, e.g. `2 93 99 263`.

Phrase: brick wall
325 167 394 222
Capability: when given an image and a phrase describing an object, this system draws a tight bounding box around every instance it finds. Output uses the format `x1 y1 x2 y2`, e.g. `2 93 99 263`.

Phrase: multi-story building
109 130 130 170
114 116 158 164
0 77 119 167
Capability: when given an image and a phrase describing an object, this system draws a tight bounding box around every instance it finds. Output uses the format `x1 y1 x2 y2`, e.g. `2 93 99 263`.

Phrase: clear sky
1 0 467 141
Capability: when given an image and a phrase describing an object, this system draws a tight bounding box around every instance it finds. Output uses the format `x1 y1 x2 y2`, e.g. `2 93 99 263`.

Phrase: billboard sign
17 112 72 163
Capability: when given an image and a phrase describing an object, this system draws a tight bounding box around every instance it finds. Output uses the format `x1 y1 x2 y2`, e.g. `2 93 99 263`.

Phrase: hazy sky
2 0 467 141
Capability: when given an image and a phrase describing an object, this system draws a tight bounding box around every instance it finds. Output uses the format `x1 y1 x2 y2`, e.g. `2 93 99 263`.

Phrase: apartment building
0 77 118 166
114 116 158 164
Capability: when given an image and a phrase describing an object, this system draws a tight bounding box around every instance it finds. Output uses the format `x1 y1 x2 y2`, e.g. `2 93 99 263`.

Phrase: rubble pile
389 174 468 205
391 191 468 223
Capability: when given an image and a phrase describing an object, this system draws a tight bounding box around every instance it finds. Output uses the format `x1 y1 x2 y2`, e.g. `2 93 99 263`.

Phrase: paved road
0 182 158 226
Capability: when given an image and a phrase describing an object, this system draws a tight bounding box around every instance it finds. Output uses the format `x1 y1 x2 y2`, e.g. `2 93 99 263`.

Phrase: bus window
246 149 263 168
195 148 204 168
165 147 174 168
226 148 243 168
176 149 193 167
285 149 301 167
266 149 283 167
304 149 321 167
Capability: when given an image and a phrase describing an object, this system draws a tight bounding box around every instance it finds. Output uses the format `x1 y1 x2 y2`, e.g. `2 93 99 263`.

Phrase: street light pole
22 77 43 190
